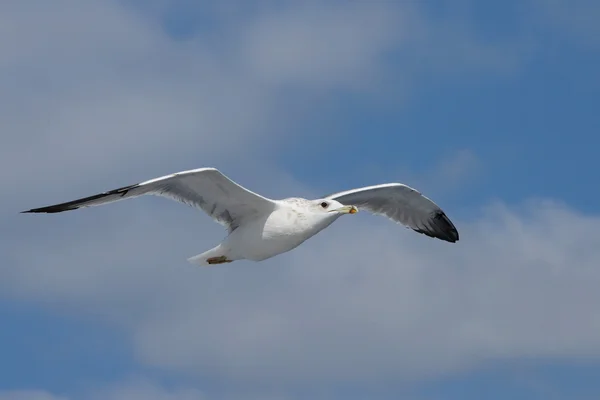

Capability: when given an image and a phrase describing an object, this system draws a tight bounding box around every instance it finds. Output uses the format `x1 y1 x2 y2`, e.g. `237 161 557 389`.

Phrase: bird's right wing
324 183 459 243
22 168 277 233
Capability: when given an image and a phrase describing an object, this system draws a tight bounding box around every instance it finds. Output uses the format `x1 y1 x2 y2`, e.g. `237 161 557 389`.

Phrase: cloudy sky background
1 0 599 399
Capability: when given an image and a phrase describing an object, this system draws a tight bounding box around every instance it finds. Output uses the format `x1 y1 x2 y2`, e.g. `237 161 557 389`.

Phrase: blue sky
1 1 599 399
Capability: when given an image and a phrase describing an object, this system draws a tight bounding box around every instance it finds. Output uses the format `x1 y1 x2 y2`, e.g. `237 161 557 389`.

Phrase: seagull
21 168 459 265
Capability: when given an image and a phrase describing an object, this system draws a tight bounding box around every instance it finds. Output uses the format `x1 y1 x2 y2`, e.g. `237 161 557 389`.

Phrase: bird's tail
187 244 233 266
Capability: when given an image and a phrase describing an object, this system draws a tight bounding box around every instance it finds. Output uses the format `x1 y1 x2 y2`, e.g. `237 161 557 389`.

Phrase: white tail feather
187 244 230 266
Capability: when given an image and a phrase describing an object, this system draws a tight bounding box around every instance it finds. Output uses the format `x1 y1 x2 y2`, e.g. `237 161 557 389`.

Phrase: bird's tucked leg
206 255 233 264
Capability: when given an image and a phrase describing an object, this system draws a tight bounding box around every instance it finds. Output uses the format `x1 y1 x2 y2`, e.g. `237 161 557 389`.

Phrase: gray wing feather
22 168 276 233
325 183 459 243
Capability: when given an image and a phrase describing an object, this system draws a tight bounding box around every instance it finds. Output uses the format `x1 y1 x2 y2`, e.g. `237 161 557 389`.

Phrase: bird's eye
320 202 329 208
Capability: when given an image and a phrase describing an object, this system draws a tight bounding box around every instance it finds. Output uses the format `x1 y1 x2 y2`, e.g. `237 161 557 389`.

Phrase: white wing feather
324 183 459 242
22 168 276 233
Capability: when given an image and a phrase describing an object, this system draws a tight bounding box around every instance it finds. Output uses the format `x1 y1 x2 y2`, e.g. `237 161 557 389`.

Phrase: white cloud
0 0 527 208
0 381 203 400
128 200 600 385
5 193 600 387
88 379 205 400
0 378 299 400
236 1 405 89
0 391 67 400
1 0 273 198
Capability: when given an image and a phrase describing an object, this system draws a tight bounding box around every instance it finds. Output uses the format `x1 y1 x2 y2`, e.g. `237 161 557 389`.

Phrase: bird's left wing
22 168 276 233
324 183 459 243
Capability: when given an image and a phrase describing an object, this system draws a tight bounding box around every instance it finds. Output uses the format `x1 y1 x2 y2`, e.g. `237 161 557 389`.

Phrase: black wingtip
20 205 79 214
413 211 459 243
18 183 139 215
434 211 459 243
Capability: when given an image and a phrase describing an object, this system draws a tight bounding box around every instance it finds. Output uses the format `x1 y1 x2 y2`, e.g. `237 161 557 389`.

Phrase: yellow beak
331 205 358 214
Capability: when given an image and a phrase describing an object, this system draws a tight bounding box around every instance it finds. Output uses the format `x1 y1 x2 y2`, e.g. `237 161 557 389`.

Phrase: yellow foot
206 256 233 265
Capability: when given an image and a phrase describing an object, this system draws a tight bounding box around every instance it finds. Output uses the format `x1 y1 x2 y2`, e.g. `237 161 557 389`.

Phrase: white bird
22 168 459 265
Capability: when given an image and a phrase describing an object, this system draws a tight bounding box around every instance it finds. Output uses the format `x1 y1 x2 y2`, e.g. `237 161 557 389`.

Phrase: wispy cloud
0 381 204 400
0 0 528 206
0 391 67 400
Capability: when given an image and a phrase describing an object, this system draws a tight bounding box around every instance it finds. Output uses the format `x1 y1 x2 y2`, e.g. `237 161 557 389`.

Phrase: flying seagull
21 168 459 265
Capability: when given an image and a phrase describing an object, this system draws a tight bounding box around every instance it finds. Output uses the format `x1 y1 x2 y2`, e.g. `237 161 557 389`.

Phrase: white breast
224 204 338 261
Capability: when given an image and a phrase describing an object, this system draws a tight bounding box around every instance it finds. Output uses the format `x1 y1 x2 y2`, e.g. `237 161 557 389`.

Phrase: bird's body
198 198 343 264
22 167 459 265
